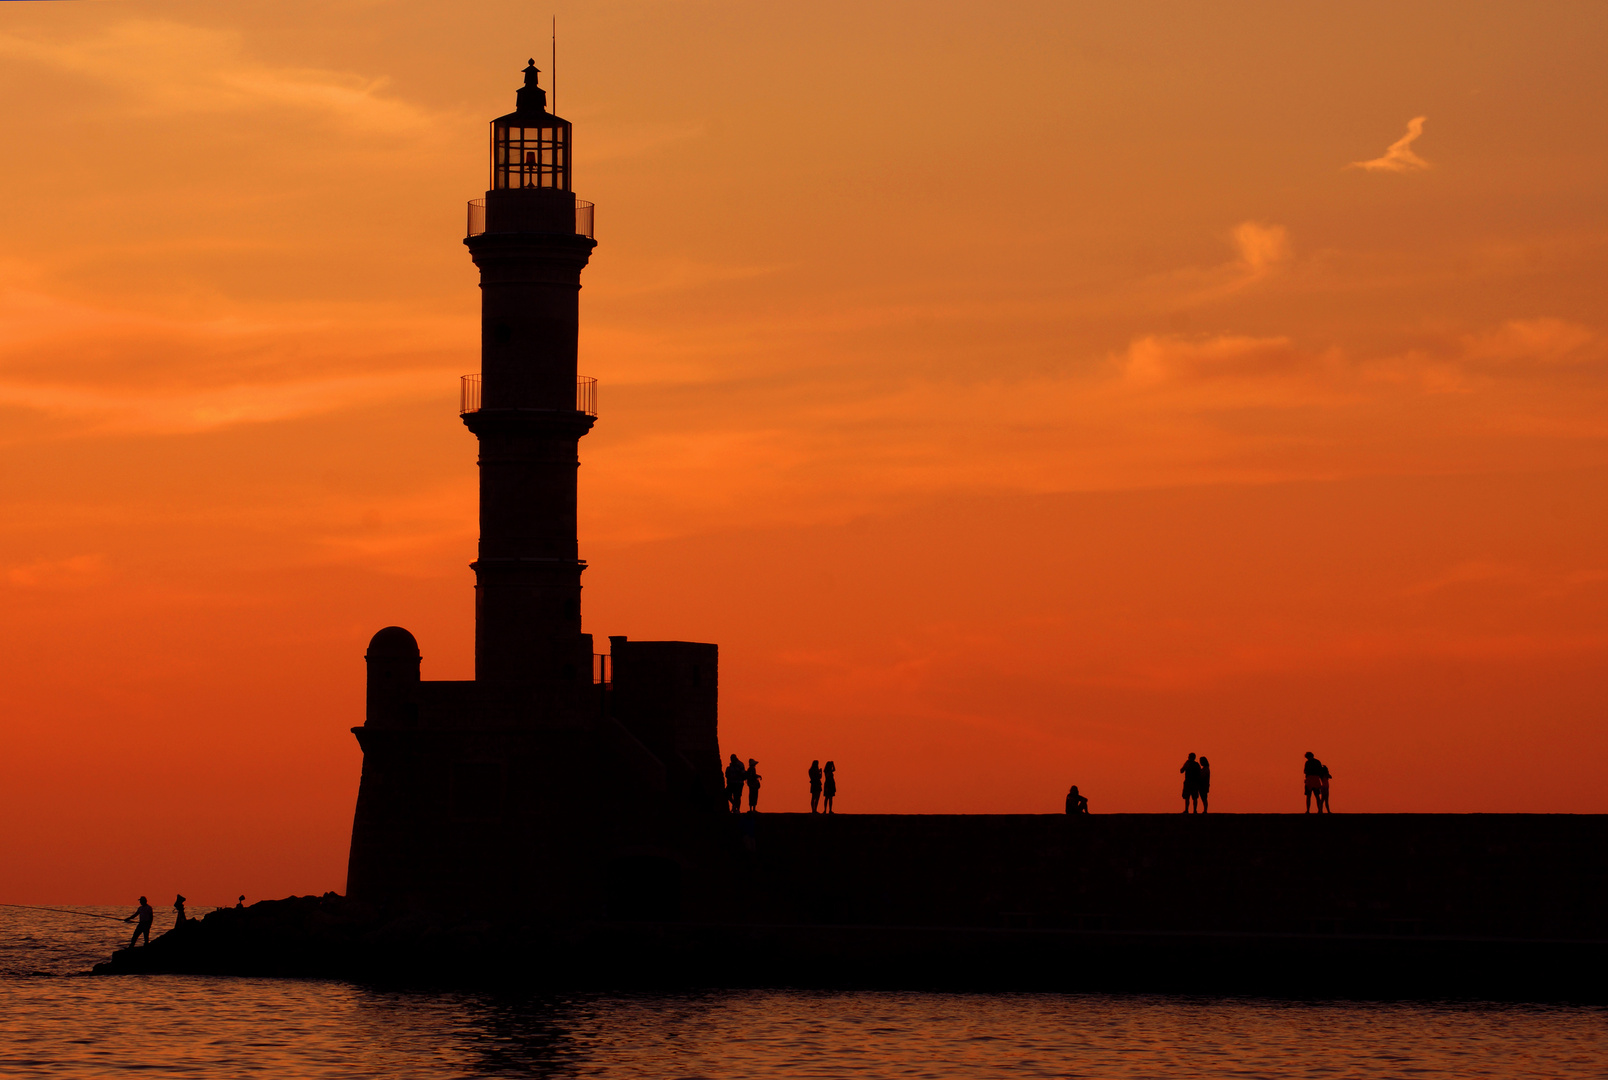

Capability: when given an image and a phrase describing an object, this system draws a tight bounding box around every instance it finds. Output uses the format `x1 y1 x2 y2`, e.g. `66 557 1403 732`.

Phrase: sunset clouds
0 19 439 133
1350 115 1431 172
1 1 1606 900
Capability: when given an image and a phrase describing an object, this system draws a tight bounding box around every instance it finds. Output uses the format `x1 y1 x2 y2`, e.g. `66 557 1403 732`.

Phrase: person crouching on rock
124 896 153 948
1065 785 1089 814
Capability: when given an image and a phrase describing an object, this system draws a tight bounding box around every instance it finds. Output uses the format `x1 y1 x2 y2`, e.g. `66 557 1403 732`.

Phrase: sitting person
1065 784 1089 814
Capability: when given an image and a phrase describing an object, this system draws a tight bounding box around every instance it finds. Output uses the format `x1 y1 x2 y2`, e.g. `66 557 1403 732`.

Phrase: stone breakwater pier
96 813 1607 998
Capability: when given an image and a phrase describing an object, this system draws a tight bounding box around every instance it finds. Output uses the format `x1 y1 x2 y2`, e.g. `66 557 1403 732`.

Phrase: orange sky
2 1 1606 903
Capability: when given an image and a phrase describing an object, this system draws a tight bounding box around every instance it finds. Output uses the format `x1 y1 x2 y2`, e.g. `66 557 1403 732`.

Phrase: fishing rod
0 902 130 923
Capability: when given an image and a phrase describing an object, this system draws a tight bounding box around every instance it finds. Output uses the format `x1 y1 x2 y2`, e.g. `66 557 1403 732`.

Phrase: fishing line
0 902 129 923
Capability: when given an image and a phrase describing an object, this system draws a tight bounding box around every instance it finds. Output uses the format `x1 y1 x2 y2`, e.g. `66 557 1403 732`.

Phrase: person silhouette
236 895 245 909
1198 756 1211 814
1304 751 1327 813
1180 753 1202 814
745 758 761 812
1318 758 1333 813
822 760 837 813
724 754 746 814
808 760 823 814
1065 784 1089 814
123 896 153 948
173 894 187 926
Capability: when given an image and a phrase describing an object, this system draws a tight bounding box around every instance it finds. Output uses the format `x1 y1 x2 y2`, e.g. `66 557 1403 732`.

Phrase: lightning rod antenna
551 17 557 115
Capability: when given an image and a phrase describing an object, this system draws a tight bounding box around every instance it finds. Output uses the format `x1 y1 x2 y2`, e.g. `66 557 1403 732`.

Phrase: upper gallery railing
460 374 597 418
466 198 594 239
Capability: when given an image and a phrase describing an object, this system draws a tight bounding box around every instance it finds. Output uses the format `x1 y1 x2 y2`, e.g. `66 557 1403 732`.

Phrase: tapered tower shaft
461 61 597 692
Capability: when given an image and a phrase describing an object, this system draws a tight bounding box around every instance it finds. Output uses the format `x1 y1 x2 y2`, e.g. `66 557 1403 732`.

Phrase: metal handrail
466 198 595 239
459 374 598 417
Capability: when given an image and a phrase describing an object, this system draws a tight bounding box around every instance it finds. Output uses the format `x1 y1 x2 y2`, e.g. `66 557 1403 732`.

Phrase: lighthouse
345 62 721 913
464 60 597 697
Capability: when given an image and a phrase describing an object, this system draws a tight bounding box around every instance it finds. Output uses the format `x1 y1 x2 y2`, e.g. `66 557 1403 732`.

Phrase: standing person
123 896 153 948
1179 753 1202 814
173 894 187 926
1318 758 1333 813
745 759 761 812
1065 785 1089 814
1304 752 1326 813
808 760 823 814
724 754 746 814
1198 756 1212 814
822 761 837 813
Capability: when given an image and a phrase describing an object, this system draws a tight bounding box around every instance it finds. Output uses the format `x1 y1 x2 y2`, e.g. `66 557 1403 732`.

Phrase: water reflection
0 908 1602 1079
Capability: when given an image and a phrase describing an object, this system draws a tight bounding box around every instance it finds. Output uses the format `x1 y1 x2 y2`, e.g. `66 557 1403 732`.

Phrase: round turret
366 625 420 659
365 626 421 729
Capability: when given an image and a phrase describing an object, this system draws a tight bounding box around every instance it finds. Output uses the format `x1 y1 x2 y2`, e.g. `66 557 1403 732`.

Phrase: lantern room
492 60 570 191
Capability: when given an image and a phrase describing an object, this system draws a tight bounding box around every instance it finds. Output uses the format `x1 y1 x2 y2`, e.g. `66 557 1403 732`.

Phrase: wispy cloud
1350 116 1431 172
1232 222 1290 273
0 20 439 135
5 554 105 590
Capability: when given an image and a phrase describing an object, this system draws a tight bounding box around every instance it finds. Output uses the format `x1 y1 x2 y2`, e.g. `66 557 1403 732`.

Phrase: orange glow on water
1 2 1606 902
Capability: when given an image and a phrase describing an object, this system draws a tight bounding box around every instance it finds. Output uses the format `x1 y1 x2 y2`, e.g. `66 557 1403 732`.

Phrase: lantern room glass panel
493 121 571 191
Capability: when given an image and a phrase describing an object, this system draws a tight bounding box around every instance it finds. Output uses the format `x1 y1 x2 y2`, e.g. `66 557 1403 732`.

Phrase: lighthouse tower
464 60 597 698
345 62 722 914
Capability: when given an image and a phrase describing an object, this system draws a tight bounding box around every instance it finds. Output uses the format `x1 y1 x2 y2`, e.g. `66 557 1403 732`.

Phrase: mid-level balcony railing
460 374 597 417
466 198 594 239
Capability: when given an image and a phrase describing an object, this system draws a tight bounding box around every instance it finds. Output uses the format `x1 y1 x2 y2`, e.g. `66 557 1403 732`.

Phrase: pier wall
698 813 1608 939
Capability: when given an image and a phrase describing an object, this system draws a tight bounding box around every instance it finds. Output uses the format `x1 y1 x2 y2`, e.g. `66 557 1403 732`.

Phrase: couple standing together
807 760 837 813
1304 751 1334 813
1180 753 1211 813
725 755 760 812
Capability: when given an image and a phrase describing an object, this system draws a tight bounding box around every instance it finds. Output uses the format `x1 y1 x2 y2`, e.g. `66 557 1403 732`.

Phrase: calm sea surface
1 906 1602 1079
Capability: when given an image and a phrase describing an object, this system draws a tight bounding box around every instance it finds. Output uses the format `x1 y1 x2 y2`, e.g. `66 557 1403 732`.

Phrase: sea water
1 905 1601 1078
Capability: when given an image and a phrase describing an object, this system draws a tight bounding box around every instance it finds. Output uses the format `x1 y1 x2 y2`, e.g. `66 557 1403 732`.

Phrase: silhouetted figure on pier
1180 753 1202 813
745 759 761 812
1304 752 1332 813
173 894 187 926
123 896 153 948
823 760 837 813
809 760 823 813
1065 785 1089 814
1198 756 1212 813
725 754 746 814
